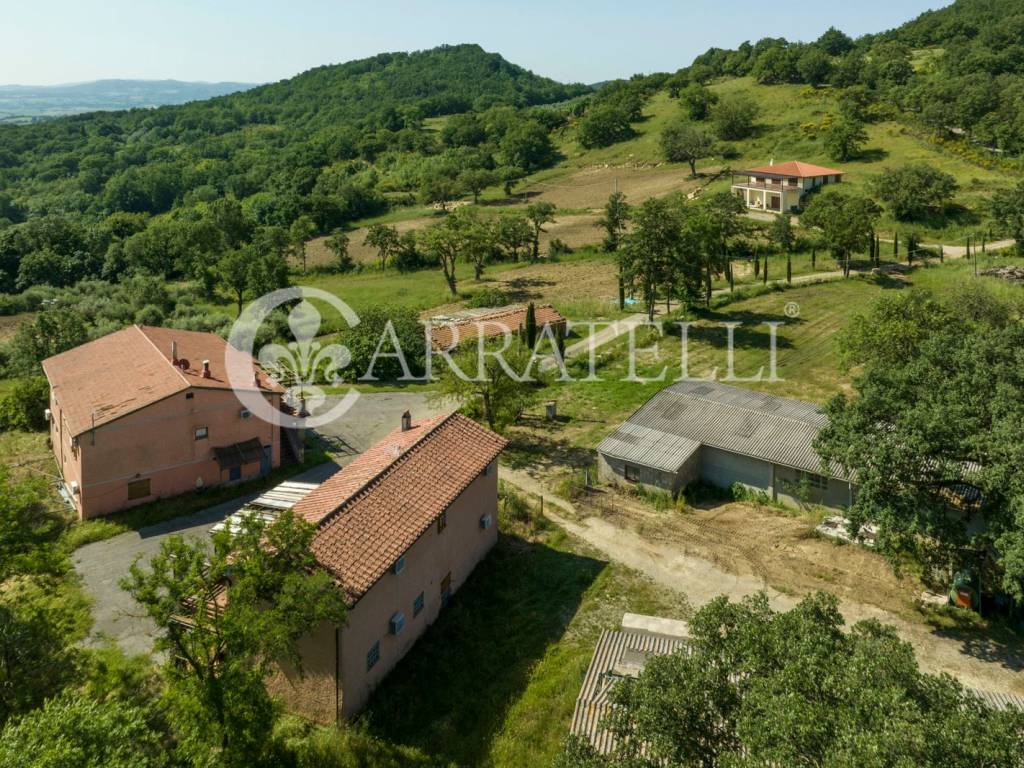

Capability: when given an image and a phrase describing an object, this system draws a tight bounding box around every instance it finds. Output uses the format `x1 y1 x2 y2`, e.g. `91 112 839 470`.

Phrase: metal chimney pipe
171 340 178 363
202 359 211 378
401 410 412 432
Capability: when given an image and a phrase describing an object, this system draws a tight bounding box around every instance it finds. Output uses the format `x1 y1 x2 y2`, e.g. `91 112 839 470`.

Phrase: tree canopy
558 592 1024 768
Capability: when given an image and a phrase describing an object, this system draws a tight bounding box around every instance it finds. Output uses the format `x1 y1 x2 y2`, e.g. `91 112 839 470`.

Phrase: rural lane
500 467 1024 698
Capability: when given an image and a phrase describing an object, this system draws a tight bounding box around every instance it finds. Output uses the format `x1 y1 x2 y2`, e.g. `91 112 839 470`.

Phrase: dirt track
502 468 1024 697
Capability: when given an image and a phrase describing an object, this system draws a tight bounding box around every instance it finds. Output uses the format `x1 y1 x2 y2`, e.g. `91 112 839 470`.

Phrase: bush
548 238 573 258
0 377 49 431
466 286 509 308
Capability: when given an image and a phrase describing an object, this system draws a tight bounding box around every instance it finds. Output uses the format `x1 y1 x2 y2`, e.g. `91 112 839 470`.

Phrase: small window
437 511 447 534
413 591 425 617
389 611 405 635
440 572 452 608
366 641 380 671
185 392 194 400
194 426 208 441
480 513 493 530
393 555 406 575
127 478 150 500
799 471 828 491
624 464 640 483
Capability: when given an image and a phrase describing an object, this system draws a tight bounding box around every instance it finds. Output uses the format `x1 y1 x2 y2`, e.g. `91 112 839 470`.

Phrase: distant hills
0 79 256 123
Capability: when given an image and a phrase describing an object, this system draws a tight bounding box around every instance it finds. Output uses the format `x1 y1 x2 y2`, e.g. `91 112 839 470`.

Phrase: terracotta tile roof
41 325 282 436
430 304 565 350
742 160 844 178
298 412 507 603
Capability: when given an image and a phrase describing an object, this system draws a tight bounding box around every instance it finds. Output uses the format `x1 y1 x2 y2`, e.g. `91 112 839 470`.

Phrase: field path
500 467 1024 698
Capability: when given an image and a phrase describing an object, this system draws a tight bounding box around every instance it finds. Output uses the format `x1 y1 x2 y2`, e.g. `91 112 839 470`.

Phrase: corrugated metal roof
598 381 838 476
596 422 701 472
570 629 690 755
571 628 1024 757
968 687 1024 712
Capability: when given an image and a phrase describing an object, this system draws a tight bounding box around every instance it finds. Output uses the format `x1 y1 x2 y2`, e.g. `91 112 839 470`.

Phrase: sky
2 0 946 86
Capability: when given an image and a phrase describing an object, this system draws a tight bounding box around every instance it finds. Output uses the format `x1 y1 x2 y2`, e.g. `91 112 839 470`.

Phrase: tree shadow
685 308 800 351
483 191 542 207
501 276 556 302
856 147 889 163
359 534 606 766
933 627 1024 674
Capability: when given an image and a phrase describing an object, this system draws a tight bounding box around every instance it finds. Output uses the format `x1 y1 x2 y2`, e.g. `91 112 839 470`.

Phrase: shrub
0 377 49 431
548 238 573 258
466 286 509 309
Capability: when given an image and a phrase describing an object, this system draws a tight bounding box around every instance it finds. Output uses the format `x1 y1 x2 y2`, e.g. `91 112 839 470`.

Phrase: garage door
701 447 771 491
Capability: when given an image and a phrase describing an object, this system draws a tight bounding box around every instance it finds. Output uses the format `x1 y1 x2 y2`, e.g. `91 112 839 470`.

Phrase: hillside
0 80 256 123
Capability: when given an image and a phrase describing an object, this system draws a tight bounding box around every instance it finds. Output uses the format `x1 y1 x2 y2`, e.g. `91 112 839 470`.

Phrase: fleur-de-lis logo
226 287 362 429
257 300 351 415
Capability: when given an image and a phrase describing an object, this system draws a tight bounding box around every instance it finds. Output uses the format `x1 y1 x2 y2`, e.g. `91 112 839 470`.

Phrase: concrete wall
773 463 854 509
52 386 281 519
598 450 699 496
600 445 853 512
701 446 772 493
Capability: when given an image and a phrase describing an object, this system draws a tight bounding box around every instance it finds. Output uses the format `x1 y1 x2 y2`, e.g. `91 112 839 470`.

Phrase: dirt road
501 467 1024 697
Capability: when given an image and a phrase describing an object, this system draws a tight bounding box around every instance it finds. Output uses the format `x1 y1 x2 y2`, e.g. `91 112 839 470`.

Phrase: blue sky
4 0 946 86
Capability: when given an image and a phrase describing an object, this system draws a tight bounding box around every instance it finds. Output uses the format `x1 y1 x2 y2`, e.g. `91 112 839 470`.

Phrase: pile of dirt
980 265 1024 283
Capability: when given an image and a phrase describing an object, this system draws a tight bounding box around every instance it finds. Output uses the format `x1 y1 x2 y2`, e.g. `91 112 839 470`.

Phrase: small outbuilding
597 381 853 509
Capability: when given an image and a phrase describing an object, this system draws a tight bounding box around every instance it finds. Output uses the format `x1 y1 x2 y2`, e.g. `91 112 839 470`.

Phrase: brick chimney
400 410 412 431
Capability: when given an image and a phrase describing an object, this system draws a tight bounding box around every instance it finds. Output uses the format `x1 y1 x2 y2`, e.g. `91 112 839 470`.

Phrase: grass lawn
539 252 1023 449
360 494 689 767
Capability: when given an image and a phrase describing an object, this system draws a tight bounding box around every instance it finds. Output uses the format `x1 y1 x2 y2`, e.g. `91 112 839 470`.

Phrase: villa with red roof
42 325 288 519
267 410 507 721
730 160 844 212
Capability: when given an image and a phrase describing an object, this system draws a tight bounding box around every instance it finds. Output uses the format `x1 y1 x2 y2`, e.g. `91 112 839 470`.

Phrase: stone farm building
731 160 843 212
267 411 507 720
41 325 295 519
597 380 854 509
429 304 566 350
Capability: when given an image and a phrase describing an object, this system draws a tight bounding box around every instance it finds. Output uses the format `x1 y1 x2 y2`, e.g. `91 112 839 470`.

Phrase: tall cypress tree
524 301 538 349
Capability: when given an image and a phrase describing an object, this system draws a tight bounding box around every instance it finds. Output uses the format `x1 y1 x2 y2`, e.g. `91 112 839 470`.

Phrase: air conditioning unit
239 408 251 419
389 611 405 636
69 481 79 495
43 408 52 422
392 556 406 575
480 513 493 530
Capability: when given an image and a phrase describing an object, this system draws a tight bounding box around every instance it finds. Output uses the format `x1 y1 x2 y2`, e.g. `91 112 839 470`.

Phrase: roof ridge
314 411 459 530
135 324 191 388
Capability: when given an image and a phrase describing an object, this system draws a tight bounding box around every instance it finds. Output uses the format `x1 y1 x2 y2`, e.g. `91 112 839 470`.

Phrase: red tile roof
41 325 282 436
296 412 507 603
430 304 565 350
742 160 844 178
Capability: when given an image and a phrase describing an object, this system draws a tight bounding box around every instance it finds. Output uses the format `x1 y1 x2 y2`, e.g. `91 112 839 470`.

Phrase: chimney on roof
202 360 211 379
171 340 178 364
400 410 412 432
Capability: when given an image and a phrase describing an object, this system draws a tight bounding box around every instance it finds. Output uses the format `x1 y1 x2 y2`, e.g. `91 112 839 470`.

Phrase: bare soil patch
584 488 921 619
524 165 704 209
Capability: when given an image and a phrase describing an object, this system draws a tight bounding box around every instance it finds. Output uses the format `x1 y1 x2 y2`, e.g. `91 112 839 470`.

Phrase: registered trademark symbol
784 301 800 319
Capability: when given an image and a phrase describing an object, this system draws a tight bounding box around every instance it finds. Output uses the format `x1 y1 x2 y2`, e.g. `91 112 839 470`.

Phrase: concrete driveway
309 391 456 458
73 461 340 656
73 392 454 657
